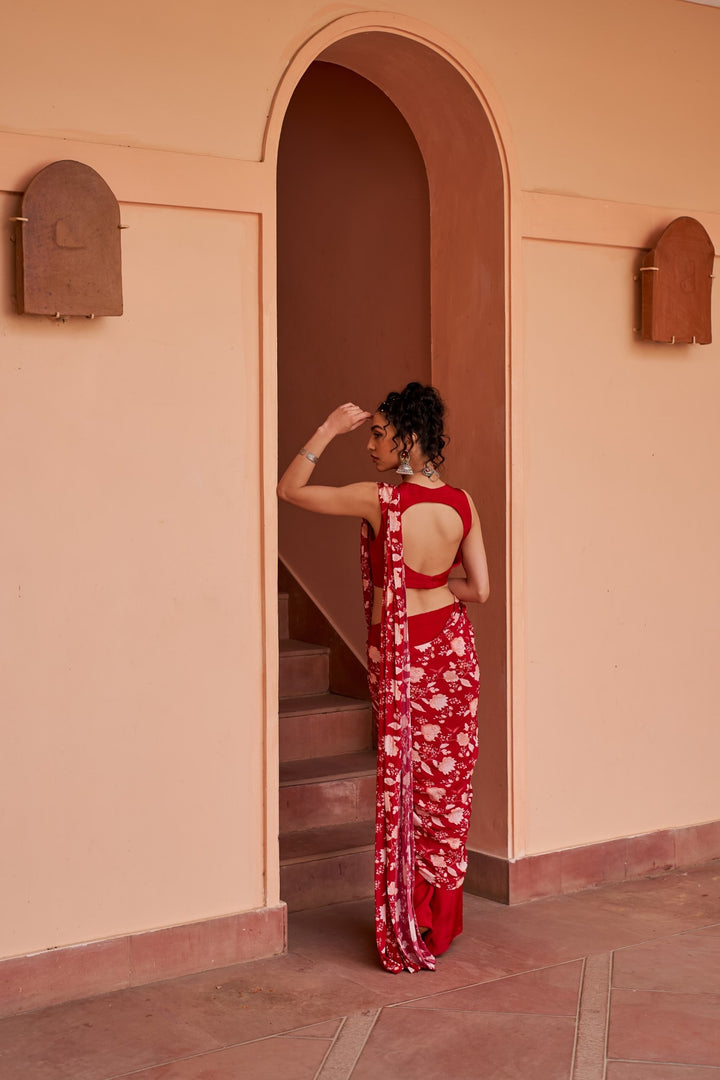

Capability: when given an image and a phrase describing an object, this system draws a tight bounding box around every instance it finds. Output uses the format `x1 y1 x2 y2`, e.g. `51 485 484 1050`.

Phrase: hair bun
377 382 447 466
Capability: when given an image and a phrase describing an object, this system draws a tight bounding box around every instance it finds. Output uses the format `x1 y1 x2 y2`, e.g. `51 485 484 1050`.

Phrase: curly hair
377 382 447 467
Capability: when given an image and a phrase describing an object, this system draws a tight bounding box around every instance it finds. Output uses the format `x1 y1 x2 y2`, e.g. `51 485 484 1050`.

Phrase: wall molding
0 903 286 1020
0 130 271 213
466 819 720 905
522 190 720 251
3 129 720 254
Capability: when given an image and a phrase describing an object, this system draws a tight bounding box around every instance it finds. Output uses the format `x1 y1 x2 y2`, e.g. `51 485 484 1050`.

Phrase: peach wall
517 230 720 855
5 0 718 207
2 0 720 970
0 195 269 957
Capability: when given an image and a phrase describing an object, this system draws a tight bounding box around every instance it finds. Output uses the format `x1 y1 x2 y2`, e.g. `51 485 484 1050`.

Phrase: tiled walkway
2 861 720 1079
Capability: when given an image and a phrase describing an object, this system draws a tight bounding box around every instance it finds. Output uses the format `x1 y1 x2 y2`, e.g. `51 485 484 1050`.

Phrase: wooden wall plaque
640 217 713 344
15 160 123 317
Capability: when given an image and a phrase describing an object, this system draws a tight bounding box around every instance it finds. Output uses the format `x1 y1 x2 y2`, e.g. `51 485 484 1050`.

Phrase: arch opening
276 28 508 867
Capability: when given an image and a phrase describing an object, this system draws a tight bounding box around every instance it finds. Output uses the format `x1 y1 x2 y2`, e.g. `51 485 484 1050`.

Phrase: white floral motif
421 723 441 741
384 734 399 756
361 482 479 974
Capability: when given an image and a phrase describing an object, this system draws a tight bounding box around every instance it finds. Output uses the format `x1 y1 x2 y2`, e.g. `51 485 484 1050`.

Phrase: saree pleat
361 483 480 974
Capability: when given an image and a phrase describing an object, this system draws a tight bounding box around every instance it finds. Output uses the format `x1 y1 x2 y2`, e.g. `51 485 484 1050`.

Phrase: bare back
371 489 466 623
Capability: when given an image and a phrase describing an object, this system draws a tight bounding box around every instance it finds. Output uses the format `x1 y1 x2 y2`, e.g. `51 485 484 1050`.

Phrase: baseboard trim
0 902 287 1019
466 819 720 905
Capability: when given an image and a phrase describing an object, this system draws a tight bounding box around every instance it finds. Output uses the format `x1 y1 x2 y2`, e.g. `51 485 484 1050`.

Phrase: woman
277 383 489 973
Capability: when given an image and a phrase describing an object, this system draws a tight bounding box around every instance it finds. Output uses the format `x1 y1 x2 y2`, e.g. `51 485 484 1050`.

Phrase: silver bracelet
298 447 320 465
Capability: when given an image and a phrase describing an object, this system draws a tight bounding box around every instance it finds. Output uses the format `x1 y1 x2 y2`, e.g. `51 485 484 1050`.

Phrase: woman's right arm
277 403 379 524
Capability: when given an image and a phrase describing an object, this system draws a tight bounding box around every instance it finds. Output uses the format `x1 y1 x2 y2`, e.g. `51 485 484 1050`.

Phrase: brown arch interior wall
278 36 508 858
277 61 432 663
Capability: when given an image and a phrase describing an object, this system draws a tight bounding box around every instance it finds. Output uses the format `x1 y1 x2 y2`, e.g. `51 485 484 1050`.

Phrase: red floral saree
361 483 480 973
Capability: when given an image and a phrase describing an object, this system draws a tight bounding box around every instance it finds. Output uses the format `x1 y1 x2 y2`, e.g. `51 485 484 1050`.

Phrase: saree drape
361 483 480 974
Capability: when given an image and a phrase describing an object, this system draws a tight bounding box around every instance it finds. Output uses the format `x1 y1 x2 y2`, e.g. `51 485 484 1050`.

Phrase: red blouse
368 482 472 589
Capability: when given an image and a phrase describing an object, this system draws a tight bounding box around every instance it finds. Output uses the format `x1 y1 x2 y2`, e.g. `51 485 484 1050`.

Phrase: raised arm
277 403 380 526
448 495 490 604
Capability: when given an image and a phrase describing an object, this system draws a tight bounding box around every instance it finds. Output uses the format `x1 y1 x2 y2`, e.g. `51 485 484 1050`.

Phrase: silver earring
396 450 414 476
421 462 439 481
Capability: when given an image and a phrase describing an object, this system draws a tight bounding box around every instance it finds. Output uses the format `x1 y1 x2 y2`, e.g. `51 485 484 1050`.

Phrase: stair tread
280 820 375 864
280 638 330 657
279 750 376 787
279 691 370 716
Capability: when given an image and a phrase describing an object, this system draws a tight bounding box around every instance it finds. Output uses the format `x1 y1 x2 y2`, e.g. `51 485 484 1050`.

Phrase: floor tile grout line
103 1023 344 1080
389 1005 579 1018
104 1036 234 1078
569 956 587 1079
602 951 613 1080
275 1018 347 1039
315 1014 352 1080
609 1059 720 1070
387 956 585 1008
571 952 612 1080
347 1008 382 1080
612 986 720 996
314 1008 383 1080
610 919 720 954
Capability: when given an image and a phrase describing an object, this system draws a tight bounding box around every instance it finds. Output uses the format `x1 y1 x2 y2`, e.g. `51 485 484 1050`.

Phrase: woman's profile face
367 412 401 472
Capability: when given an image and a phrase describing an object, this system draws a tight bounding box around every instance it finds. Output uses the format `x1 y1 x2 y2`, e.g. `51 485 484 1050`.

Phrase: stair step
280 848 375 912
279 639 329 697
278 592 289 640
279 693 373 762
279 751 376 833
279 750 376 786
280 820 375 863
280 821 375 912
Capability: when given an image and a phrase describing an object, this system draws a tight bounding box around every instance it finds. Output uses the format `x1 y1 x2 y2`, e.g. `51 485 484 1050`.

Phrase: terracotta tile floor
2 861 719 1079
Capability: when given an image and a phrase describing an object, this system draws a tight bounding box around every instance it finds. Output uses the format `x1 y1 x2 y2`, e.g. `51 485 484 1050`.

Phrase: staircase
278 590 376 912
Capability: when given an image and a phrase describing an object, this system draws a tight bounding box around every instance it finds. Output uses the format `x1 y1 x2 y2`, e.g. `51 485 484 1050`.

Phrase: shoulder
458 488 482 524
450 487 476 531
444 482 473 508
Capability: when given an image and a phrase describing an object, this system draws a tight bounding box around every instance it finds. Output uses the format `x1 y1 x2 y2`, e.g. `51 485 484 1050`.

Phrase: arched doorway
273 23 509 884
